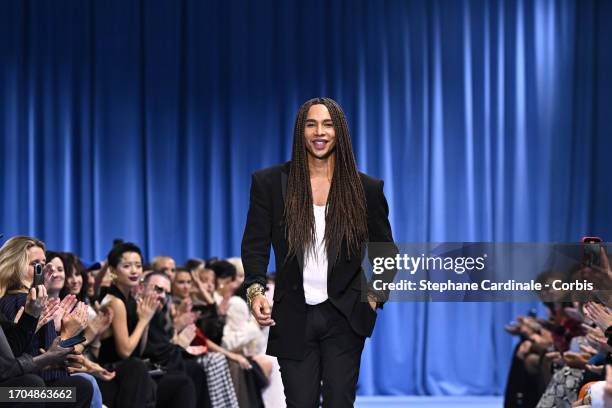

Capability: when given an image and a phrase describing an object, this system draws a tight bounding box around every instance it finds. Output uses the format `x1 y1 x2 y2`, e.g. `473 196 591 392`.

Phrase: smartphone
582 236 602 267
31 263 44 290
59 334 86 348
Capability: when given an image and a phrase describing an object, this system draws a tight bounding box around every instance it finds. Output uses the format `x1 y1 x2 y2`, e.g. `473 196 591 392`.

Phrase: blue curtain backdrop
1 0 611 396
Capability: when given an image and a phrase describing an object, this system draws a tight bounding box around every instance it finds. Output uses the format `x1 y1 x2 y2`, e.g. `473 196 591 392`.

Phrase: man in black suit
242 97 395 408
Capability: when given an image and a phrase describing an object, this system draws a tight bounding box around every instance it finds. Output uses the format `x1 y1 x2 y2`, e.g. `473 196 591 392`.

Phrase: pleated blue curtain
1 0 611 395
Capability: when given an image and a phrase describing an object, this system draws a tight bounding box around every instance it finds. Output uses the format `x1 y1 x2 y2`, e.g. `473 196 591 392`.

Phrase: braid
285 97 368 262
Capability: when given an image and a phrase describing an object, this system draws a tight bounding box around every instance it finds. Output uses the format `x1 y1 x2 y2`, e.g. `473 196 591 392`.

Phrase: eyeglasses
153 285 171 296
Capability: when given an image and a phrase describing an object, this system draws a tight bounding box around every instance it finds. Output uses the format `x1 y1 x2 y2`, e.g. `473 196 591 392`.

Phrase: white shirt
303 205 328 305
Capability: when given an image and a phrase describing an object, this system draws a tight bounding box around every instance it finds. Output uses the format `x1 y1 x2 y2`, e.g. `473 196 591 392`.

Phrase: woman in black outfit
97 242 196 408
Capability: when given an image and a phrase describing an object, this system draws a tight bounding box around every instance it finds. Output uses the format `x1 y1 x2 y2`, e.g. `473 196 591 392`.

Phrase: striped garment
0 293 67 381
197 351 239 408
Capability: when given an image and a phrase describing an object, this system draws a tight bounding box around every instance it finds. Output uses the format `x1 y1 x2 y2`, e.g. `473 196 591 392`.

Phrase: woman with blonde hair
0 235 47 297
0 235 94 407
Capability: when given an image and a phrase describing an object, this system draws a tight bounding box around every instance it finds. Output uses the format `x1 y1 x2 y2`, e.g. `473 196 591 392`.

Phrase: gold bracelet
246 283 265 309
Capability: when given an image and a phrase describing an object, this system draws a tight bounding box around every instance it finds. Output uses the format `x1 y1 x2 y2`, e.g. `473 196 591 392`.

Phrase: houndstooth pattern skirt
197 352 240 408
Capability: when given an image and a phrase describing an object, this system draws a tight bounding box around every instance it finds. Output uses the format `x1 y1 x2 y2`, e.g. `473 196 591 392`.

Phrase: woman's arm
206 339 252 369
221 298 262 352
107 296 156 359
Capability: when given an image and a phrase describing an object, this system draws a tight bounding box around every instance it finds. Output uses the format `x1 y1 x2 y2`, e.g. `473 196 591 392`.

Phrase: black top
143 307 185 371
0 312 39 382
0 293 66 381
98 284 141 365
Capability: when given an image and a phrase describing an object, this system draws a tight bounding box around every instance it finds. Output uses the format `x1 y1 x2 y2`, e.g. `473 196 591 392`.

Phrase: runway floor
354 396 503 408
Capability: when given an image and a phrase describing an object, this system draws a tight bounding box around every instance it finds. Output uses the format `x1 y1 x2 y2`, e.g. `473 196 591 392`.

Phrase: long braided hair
285 97 368 261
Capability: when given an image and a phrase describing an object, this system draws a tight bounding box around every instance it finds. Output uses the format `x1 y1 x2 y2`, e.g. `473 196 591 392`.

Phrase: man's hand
251 295 275 326
33 337 75 369
136 293 159 323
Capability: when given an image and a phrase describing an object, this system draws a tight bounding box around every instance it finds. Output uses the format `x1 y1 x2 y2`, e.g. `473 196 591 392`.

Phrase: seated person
0 236 93 408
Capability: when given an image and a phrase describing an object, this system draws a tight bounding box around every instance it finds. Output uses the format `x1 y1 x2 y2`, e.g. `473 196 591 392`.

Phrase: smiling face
304 104 336 160
66 268 83 296
113 252 143 289
47 257 66 294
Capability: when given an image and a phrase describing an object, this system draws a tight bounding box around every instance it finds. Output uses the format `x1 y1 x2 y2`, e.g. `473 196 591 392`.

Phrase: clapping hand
584 302 612 332
562 351 591 369
35 297 61 332
174 324 196 349
136 293 159 323
60 302 89 340
87 306 114 338
51 295 78 331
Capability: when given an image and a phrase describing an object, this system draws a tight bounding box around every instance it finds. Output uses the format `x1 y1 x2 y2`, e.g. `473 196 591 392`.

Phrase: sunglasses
153 285 171 296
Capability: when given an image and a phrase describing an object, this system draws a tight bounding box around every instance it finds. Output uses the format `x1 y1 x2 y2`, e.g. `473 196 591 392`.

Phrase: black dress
97 284 196 408
98 285 141 366
97 284 156 408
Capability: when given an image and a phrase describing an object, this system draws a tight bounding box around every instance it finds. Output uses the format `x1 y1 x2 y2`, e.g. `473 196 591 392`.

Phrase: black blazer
241 161 395 360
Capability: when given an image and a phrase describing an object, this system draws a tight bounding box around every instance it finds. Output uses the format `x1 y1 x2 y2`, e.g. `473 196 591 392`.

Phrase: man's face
159 258 176 281
304 104 336 160
146 275 171 309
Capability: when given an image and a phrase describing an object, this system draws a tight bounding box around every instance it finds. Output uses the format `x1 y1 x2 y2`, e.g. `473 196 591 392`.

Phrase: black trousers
183 359 211 408
278 300 366 408
154 371 196 408
98 357 155 408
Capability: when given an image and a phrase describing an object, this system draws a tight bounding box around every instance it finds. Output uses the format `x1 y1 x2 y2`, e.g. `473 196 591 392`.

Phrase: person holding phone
242 98 396 407
0 235 94 408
